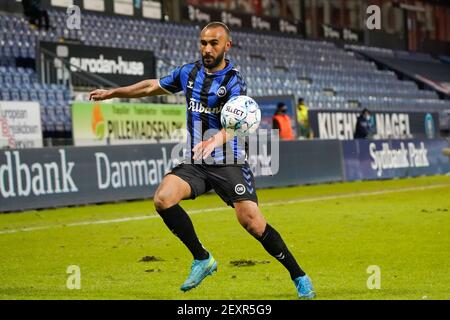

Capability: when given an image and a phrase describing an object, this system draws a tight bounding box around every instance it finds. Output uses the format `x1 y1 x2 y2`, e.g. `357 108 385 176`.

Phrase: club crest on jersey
216 86 227 97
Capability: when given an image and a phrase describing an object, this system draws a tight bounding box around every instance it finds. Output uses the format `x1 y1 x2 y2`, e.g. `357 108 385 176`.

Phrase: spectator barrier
1 138 448 212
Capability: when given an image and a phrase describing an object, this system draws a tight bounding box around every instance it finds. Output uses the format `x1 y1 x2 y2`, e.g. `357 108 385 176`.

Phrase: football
220 95 261 136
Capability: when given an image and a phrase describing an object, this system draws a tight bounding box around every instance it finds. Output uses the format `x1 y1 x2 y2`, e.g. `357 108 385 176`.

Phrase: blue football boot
293 275 316 299
180 254 217 292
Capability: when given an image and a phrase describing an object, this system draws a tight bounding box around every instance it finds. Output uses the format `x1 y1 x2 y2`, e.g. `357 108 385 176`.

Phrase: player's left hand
193 138 216 161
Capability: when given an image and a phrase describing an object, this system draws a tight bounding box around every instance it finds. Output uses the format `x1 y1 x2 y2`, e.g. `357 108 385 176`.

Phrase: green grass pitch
0 175 449 300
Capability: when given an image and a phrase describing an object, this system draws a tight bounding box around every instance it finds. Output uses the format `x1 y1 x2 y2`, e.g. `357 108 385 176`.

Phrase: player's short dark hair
203 21 231 39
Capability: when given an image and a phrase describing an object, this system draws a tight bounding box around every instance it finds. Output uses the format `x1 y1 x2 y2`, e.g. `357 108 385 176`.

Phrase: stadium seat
19 90 30 101
0 9 449 139
29 89 38 101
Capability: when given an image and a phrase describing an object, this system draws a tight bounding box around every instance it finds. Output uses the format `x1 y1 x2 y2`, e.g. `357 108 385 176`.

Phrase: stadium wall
0 139 449 213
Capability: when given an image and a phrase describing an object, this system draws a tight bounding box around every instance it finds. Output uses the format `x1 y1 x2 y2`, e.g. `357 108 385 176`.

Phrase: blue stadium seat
46 107 56 118
13 73 22 85
46 99 58 109
1 89 11 100
63 106 71 116
3 73 13 87
56 90 65 102
29 89 38 101
21 74 31 85
19 90 30 101
47 89 57 102
64 121 72 132
0 9 447 129
55 106 65 117
38 90 47 103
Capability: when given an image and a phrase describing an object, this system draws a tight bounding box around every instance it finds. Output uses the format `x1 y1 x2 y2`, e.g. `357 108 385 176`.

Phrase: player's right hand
89 89 113 101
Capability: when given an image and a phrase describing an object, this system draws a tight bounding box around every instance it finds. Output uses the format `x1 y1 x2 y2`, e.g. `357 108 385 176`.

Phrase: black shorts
167 162 258 207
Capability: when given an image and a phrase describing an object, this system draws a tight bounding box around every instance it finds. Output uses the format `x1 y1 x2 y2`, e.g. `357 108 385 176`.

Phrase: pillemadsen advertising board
72 102 186 146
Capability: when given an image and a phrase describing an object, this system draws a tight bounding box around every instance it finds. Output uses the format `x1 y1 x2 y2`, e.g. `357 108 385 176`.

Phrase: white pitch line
1 183 450 235
0 207 228 235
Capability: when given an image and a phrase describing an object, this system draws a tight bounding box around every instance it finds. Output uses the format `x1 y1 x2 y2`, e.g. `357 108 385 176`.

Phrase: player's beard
202 51 225 69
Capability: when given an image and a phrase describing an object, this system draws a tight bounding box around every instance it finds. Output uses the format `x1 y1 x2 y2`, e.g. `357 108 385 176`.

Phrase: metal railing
37 46 119 90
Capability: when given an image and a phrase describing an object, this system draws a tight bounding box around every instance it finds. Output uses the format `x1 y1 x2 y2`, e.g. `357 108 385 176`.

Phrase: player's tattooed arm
89 79 169 101
193 128 234 160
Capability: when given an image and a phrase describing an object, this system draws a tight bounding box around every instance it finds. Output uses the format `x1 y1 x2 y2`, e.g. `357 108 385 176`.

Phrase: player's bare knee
154 191 176 212
236 210 265 237
239 219 264 238
246 219 265 237
243 221 259 236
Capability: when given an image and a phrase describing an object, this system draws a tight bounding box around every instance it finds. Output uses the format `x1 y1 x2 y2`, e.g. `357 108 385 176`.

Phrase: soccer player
89 22 315 299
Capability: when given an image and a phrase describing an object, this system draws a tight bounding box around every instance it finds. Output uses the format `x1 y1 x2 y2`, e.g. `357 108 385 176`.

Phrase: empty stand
1 10 449 137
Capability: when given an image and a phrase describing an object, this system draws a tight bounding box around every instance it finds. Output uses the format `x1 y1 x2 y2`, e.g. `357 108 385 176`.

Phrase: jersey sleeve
158 66 183 94
227 71 247 100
